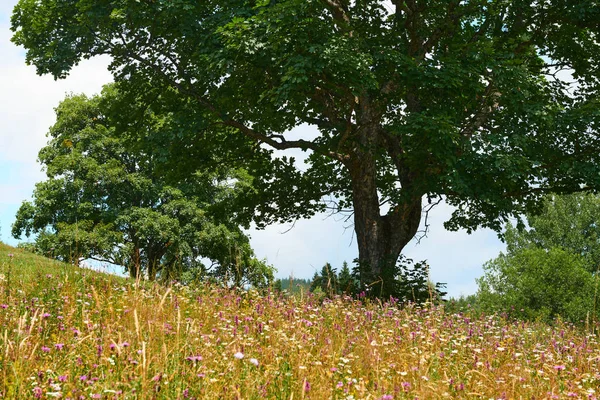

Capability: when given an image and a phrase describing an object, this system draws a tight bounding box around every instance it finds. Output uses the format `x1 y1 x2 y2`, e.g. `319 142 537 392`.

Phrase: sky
0 0 506 297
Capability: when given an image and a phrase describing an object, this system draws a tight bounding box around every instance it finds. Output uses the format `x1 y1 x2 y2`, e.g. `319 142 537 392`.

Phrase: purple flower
32 386 42 398
554 365 566 371
121 342 130 347
79 375 88 381
249 358 259 366
152 373 162 382
379 396 393 400
303 380 311 392
91 394 101 399
0 304 7 309
234 352 244 359
42 313 51 319
41 346 50 353
55 343 64 350
58 375 67 382
186 355 203 362
7 253 14 258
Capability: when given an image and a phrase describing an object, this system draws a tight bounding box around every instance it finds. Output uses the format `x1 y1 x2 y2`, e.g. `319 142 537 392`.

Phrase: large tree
12 87 273 287
11 0 600 283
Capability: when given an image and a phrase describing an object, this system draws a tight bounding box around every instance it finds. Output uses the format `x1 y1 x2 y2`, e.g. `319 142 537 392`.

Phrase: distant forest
274 277 312 294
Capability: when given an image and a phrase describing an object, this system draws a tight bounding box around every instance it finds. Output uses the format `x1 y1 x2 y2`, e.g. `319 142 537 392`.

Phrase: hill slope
0 243 599 399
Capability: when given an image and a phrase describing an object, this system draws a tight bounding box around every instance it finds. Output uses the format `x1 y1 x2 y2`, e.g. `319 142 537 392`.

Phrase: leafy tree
477 194 600 324
11 0 600 283
12 88 273 286
478 246 597 324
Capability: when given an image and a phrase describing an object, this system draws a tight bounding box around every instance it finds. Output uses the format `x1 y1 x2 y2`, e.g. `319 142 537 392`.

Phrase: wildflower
55 343 64 350
379 396 393 400
41 346 50 353
152 373 162 382
91 394 101 399
554 365 566 371
186 355 202 362
32 387 42 399
42 313 51 318
58 375 67 382
249 358 259 366
303 380 311 392
121 342 130 347
0 304 7 309
80 375 88 381
234 352 244 360
401 382 411 391
8 253 14 258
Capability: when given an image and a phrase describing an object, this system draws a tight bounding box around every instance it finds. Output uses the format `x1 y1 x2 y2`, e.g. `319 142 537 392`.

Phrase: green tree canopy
11 0 600 289
477 193 600 324
12 86 273 287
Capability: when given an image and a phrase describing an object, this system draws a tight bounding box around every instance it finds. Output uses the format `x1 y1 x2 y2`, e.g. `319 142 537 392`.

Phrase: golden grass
0 244 599 399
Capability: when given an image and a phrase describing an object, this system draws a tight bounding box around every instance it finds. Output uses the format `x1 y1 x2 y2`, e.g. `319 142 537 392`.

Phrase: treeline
301 259 447 304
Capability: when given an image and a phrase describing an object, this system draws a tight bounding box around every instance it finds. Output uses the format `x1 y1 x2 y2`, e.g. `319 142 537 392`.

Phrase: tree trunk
347 118 422 292
350 167 422 281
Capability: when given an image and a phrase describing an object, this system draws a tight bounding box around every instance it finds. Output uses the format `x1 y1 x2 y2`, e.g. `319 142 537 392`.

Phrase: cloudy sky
0 0 506 297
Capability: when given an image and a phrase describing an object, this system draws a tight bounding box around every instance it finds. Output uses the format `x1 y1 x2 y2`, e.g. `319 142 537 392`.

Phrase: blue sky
0 0 506 297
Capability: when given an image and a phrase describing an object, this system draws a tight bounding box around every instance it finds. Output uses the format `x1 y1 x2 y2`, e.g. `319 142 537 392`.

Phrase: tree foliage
12 87 273 287
11 0 600 282
477 194 600 324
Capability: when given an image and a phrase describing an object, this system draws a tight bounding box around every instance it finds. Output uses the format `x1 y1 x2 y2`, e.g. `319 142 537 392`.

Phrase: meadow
1 242 599 399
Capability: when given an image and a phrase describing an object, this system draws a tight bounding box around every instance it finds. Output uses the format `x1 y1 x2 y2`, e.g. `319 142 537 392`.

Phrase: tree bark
347 106 422 288
349 163 422 282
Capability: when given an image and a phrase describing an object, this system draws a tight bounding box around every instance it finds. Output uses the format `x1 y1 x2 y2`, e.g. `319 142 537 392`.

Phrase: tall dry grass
1 244 599 399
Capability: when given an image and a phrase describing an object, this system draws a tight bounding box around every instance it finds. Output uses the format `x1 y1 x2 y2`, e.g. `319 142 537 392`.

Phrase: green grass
1 243 599 399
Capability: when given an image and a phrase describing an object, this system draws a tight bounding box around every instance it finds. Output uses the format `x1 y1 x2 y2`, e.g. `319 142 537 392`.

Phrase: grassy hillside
1 243 599 399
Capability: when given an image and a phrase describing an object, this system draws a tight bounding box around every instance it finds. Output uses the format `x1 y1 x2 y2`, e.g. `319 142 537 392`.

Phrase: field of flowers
1 243 600 399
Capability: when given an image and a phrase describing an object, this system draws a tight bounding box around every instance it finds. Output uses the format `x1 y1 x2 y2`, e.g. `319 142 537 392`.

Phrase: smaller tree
476 193 600 324
310 263 338 296
478 246 597 324
337 261 356 295
12 88 273 287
